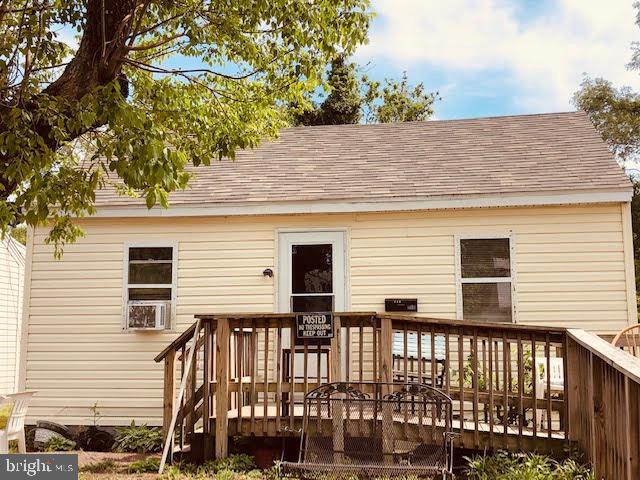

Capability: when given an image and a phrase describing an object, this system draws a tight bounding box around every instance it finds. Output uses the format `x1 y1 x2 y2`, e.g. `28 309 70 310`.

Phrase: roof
94 111 631 212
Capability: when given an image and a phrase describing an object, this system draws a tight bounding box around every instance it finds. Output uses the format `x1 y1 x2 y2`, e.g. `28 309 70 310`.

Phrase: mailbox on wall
384 298 418 312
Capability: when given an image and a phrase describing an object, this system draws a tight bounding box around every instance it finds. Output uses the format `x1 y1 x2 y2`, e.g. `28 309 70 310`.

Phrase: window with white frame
456 236 514 323
124 245 176 330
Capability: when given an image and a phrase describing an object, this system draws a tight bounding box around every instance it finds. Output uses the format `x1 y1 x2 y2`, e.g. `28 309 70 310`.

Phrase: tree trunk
0 0 136 200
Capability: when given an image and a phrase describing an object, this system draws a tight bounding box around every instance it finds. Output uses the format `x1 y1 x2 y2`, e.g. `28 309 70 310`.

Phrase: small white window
455 235 516 323
123 244 177 330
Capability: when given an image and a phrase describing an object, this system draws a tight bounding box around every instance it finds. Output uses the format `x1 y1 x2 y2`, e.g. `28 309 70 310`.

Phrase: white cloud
357 0 640 111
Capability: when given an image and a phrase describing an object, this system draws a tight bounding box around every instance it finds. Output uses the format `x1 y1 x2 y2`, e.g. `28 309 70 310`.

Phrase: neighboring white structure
0 236 25 394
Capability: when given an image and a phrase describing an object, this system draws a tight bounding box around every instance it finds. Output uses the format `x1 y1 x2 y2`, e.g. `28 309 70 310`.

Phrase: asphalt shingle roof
94 111 631 207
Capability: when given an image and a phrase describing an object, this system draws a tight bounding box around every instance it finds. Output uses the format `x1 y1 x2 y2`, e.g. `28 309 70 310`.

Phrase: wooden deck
155 312 640 480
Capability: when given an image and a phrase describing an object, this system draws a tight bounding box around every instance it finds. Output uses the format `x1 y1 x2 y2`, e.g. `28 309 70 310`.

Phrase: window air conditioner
126 301 171 330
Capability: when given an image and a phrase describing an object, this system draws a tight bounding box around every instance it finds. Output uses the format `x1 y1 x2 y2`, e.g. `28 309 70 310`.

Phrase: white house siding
1 238 25 394
21 203 634 425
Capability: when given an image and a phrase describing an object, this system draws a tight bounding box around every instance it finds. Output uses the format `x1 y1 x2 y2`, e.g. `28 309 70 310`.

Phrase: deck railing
155 313 640 479
566 329 640 480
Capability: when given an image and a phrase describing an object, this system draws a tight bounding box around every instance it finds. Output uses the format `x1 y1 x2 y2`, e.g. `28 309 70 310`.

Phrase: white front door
278 231 347 383
278 231 346 313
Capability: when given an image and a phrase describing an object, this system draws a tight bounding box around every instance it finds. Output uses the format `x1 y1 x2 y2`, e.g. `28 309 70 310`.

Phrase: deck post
215 317 230 458
330 315 342 382
330 316 344 462
203 320 213 460
566 335 579 443
380 316 394 462
162 349 176 438
380 317 393 384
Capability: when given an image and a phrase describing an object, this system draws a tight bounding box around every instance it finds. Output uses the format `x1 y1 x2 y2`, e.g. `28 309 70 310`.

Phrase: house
18 111 636 427
1 236 25 394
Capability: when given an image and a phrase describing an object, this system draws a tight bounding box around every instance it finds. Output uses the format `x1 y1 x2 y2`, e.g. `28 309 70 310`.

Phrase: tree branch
128 31 186 51
123 58 258 80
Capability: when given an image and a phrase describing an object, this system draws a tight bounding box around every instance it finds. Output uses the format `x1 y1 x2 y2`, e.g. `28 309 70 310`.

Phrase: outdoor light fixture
263 268 274 277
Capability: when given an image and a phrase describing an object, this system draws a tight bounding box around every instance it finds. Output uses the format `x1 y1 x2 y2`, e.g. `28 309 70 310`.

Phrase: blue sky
356 0 640 119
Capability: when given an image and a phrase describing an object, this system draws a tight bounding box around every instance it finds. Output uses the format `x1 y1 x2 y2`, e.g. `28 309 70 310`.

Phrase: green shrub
159 457 260 480
201 454 256 474
80 460 117 473
466 452 594 480
159 465 184 480
127 457 160 473
112 420 162 453
43 436 76 452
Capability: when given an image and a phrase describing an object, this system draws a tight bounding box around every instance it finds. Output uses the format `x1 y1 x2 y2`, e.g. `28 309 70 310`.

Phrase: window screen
459 238 513 323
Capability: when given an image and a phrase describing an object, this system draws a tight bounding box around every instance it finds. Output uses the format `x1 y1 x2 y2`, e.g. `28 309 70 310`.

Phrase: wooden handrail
159 318 202 473
566 329 640 479
569 329 640 384
154 318 215 362
381 314 567 334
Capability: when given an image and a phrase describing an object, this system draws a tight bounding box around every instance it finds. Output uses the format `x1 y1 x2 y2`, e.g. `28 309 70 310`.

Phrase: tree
574 78 640 162
9 225 26 245
293 56 362 126
292 59 438 126
0 0 371 252
362 72 439 124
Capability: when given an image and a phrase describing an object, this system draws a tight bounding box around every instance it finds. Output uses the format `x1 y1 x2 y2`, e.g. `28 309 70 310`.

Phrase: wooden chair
611 324 640 357
1 392 36 453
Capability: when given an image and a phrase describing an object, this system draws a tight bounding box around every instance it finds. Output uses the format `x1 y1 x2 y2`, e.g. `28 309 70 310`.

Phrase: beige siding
23 203 634 425
1 239 24 394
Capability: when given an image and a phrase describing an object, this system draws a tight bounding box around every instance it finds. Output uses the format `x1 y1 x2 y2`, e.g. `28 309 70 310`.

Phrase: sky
356 0 640 119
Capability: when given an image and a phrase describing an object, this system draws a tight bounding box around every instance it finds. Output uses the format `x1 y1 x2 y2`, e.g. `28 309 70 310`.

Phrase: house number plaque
295 312 334 341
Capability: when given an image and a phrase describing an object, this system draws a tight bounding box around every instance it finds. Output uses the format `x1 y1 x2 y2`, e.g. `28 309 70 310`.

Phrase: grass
80 461 118 474
127 458 161 474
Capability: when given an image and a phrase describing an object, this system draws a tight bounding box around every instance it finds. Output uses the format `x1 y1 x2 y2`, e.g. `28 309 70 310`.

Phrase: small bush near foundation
466 452 593 480
113 420 162 453
43 436 76 452
127 457 160 473
80 460 117 474
201 454 257 474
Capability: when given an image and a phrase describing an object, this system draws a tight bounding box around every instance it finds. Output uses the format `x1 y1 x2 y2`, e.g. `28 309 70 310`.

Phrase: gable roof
94 111 632 215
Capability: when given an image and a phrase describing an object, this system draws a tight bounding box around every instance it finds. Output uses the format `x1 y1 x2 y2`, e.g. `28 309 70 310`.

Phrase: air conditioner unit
126 301 171 330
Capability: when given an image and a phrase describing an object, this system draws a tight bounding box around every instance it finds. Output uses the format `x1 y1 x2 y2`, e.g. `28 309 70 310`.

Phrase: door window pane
461 238 511 278
291 295 333 313
462 283 512 322
291 244 333 294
